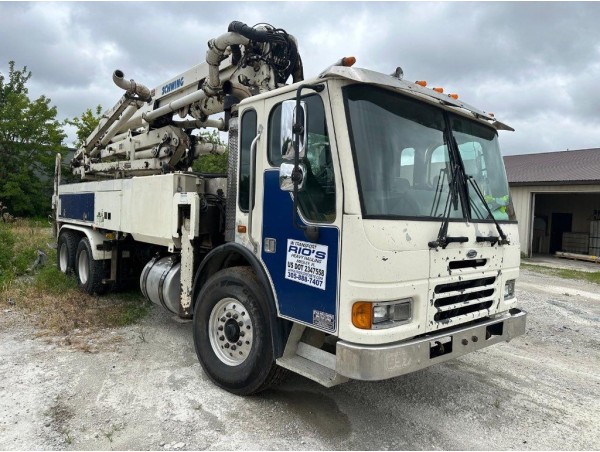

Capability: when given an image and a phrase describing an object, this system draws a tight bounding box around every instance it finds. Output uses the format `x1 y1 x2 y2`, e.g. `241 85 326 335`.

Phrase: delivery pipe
113 70 152 102
172 118 226 130
98 102 142 147
205 32 250 95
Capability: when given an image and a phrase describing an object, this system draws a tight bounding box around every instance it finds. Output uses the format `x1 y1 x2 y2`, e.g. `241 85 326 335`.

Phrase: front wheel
193 266 286 395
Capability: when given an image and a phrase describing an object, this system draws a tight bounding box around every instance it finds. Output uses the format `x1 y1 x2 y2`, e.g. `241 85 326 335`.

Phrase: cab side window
239 109 257 212
268 95 336 222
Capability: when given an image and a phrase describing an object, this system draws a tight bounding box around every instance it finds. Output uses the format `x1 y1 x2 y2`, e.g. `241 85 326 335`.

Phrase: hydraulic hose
227 21 273 42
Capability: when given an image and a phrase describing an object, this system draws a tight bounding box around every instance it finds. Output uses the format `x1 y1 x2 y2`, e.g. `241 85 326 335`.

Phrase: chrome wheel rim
78 249 89 285
208 297 253 366
59 243 68 272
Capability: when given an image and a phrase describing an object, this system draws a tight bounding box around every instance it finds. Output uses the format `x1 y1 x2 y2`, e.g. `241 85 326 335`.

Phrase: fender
192 242 290 358
58 225 111 260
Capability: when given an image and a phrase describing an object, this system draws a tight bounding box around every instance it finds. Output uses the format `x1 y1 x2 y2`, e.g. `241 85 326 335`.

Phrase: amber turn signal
352 302 373 329
342 56 357 67
237 225 247 233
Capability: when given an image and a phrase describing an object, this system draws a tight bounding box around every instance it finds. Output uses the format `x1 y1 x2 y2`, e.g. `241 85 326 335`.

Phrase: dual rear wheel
56 231 107 295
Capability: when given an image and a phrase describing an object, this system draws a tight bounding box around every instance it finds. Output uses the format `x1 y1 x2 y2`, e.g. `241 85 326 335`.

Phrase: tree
66 105 103 148
192 129 229 174
0 61 67 217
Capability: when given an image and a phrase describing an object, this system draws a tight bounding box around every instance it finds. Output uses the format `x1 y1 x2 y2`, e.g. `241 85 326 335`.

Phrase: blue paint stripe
59 193 94 222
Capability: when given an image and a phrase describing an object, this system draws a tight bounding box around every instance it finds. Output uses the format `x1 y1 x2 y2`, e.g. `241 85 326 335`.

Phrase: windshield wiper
467 176 510 246
428 163 468 249
430 168 447 217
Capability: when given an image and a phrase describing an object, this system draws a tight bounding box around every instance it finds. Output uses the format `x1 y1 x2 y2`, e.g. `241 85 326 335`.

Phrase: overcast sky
1 1 600 155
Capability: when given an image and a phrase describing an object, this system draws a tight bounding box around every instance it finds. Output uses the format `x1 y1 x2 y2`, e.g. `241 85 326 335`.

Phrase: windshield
343 84 515 222
450 115 515 221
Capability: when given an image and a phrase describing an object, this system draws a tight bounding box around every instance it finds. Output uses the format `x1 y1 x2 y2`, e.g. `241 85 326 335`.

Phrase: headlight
352 299 413 329
504 280 516 299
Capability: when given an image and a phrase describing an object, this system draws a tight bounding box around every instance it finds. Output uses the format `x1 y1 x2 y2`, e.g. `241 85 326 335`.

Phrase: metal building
504 148 600 257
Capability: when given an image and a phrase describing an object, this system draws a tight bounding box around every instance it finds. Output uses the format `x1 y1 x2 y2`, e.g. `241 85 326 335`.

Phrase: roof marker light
433 87 444 93
342 56 356 67
448 93 459 100
415 80 427 87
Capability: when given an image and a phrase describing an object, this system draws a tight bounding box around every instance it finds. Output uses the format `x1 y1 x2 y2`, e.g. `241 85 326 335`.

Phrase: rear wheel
193 266 286 395
75 237 107 295
57 231 78 274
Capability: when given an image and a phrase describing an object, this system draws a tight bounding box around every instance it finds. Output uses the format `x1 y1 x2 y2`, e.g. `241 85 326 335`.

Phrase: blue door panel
261 170 339 332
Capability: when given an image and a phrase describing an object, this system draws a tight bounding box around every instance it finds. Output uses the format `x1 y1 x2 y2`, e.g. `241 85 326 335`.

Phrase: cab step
277 325 349 388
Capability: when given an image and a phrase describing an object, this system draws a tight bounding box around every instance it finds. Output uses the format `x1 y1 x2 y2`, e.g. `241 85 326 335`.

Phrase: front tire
75 237 107 295
193 266 286 395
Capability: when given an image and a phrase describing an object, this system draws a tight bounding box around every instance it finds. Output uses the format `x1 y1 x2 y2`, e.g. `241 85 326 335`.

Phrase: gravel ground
0 268 599 451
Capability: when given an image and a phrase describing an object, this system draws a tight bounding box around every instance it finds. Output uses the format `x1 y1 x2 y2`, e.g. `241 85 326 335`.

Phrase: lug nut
237 341 242 346
217 325 223 331
233 314 239 319
238 321 243 326
462 339 468 346
220 317 226 322
224 343 230 348
231 345 237 351
240 331 245 337
226 312 231 318
219 335 224 341
472 336 478 342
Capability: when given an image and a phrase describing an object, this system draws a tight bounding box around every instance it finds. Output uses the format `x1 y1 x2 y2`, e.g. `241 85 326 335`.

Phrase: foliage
0 224 16 289
0 219 50 290
0 61 67 217
192 129 229 174
65 105 103 148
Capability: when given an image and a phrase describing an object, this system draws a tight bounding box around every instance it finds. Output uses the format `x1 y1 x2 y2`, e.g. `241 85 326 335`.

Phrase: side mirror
279 162 306 192
280 100 307 160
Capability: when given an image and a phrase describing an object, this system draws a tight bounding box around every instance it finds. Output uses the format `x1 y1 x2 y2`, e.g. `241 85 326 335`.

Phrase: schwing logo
466 249 477 258
161 77 184 95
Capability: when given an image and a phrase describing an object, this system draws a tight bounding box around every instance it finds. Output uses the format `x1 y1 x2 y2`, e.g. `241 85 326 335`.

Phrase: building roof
503 148 600 186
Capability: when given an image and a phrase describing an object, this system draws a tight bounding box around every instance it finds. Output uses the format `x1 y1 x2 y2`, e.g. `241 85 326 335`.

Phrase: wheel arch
192 242 290 358
58 225 111 260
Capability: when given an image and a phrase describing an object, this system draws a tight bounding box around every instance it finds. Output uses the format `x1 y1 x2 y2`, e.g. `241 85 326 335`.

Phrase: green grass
34 258 78 294
1 221 151 337
521 263 600 285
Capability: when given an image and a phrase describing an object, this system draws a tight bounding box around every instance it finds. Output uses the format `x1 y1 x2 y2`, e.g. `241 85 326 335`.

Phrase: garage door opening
532 193 600 256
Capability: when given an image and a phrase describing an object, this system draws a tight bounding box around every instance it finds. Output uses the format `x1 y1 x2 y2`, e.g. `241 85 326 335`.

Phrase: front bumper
336 308 527 380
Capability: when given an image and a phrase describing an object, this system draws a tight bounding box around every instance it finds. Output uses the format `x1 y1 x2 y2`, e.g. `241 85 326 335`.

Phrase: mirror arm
292 84 324 235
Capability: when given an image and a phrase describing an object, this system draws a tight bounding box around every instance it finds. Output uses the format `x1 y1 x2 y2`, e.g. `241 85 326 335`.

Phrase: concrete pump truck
52 21 526 395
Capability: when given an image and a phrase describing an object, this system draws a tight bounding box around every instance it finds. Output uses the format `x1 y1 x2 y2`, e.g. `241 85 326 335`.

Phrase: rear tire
193 266 286 395
57 231 78 274
75 237 107 295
